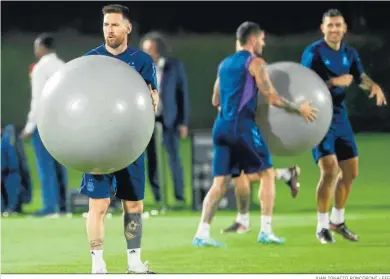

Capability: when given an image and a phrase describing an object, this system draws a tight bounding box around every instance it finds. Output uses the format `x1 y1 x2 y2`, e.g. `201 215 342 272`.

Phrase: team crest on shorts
323 142 330 151
87 179 95 192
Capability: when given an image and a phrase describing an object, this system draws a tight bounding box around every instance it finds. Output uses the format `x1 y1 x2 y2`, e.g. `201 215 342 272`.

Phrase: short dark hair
236 21 263 45
36 33 55 50
102 4 130 20
322 9 344 22
140 31 171 57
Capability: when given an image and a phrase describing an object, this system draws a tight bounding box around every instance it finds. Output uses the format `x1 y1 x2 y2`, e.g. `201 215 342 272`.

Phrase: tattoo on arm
90 239 104 250
280 97 301 113
360 73 375 90
256 61 275 96
253 60 300 114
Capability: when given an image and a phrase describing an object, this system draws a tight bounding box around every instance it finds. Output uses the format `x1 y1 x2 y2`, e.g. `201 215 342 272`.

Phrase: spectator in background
1 124 22 216
20 33 68 217
141 32 190 209
1 122 34 216
28 62 36 79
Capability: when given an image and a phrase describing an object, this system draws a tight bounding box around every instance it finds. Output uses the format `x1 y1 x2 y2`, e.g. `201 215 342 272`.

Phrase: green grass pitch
1 133 390 274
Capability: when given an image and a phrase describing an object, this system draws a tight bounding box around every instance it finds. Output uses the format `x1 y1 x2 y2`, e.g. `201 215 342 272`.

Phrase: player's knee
348 168 358 181
351 168 358 180
340 167 358 184
246 173 260 182
88 198 110 217
319 157 339 181
234 173 250 191
322 167 339 180
256 168 276 191
259 168 275 182
212 176 231 192
122 200 143 214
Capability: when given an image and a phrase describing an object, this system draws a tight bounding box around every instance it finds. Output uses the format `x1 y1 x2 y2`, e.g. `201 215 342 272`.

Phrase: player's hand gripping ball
256 62 333 156
36 55 155 174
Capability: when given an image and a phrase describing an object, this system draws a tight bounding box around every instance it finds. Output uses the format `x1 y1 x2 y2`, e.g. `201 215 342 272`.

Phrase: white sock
330 207 345 225
91 250 106 271
275 168 291 181
127 248 142 267
260 215 272 234
195 222 210 239
236 213 250 227
317 212 330 233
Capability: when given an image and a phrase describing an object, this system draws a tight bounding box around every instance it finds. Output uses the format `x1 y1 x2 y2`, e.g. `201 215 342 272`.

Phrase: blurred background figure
1 123 33 216
20 33 68 217
141 31 190 210
1 125 22 215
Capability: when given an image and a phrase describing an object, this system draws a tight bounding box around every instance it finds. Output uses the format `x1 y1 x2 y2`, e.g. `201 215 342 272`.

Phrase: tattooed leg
90 239 104 250
195 176 231 238
234 173 251 215
122 200 148 272
87 198 110 273
232 173 251 230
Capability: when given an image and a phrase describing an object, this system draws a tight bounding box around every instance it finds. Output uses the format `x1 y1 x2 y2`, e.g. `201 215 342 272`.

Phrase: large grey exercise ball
256 61 333 156
36 55 155 174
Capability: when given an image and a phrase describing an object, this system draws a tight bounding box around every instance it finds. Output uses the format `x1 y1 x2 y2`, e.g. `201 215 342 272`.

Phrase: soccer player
193 21 317 247
219 39 301 234
79 4 159 274
300 9 387 244
221 168 300 234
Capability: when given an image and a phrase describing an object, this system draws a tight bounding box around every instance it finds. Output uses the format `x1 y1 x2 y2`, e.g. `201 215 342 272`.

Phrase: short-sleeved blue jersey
301 39 364 123
85 44 158 90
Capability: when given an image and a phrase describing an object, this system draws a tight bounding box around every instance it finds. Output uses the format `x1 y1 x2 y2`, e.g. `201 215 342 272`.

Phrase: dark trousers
146 119 185 203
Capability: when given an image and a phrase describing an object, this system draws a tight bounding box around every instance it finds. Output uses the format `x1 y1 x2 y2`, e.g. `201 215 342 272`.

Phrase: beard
327 33 344 43
254 46 263 57
106 36 125 49
255 51 263 58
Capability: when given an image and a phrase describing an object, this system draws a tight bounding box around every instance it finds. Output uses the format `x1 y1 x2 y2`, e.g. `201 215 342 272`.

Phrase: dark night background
2 1 390 131
2 1 390 35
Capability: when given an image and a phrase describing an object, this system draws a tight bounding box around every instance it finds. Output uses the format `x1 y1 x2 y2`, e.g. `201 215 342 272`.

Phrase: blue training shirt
301 39 364 123
83 44 157 169
218 50 258 124
85 44 158 90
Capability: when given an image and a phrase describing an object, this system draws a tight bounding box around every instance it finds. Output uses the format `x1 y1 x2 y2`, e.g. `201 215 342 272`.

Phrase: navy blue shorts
212 121 272 178
79 153 145 201
312 120 358 163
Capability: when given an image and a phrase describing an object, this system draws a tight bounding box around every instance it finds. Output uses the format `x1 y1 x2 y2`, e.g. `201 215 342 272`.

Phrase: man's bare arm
359 73 376 91
358 73 387 106
249 57 301 113
211 77 220 107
